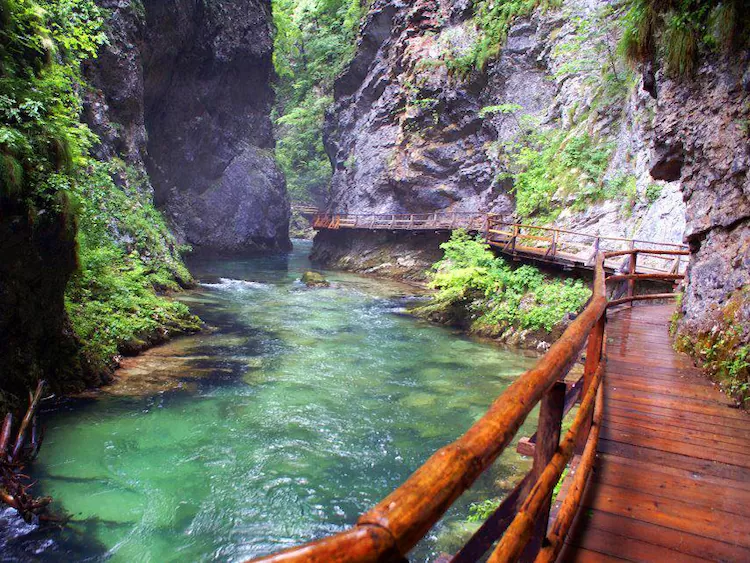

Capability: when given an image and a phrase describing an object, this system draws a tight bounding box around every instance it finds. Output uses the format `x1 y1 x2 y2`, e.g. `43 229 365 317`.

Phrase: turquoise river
2 241 539 562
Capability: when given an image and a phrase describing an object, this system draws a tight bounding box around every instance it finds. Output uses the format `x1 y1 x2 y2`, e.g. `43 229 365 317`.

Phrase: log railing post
588 237 600 267
521 380 566 562
512 225 518 254
549 230 557 258
671 254 680 274
576 311 605 453
484 215 490 243
627 245 637 305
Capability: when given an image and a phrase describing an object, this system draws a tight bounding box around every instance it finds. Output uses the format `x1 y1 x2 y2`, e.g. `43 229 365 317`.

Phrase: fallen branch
1 380 57 523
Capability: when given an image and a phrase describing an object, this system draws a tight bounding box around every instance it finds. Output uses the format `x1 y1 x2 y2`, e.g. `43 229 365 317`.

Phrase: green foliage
65 161 199 370
479 103 522 118
420 231 591 334
605 173 638 215
0 0 107 207
272 0 366 203
275 94 334 202
645 183 662 203
620 0 749 77
466 498 501 523
675 288 750 405
551 466 569 504
449 0 561 72
501 129 613 220
1 0 199 372
553 6 635 113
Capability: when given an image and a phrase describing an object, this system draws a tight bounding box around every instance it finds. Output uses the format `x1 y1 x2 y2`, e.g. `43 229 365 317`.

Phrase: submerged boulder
301 271 330 287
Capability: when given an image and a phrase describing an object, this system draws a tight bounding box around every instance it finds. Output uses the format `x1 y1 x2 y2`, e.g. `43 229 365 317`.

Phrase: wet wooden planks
562 304 750 562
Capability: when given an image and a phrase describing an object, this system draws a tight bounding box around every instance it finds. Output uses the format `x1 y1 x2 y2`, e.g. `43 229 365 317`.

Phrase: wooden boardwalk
561 305 750 562
251 235 744 563
308 211 689 276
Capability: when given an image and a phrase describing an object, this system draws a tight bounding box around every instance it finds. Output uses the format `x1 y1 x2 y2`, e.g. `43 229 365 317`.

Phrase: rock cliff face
313 0 687 274
0 212 104 409
315 0 748 357
652 59 749 345
86 0 290 253
322 0 512 217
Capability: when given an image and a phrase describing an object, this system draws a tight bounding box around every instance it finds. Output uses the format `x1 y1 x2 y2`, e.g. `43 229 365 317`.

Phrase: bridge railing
248 248 686 563
485 216 688 275
312 212 488 232
311 211 689 275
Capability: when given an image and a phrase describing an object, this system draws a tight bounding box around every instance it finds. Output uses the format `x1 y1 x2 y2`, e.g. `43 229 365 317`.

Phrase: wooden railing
248 248 686 563
311 212 688 275
292 205 321 216
484 216 687 275
312 212 488 232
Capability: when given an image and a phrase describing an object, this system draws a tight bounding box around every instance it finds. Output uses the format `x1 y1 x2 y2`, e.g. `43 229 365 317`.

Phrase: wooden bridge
307 211 688 276
246 211 748 562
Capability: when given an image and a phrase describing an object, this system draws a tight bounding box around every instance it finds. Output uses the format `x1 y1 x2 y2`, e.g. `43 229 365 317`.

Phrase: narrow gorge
0 0 748 561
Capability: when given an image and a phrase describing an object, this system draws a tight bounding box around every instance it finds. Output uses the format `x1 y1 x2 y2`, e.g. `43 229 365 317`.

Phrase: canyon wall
652 59 749 349
0 212 104 408
313 0 687 273
0 0 290 407
86 0 290 253
314 0 748 353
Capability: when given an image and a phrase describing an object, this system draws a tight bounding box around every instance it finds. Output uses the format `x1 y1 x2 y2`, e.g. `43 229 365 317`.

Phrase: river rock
301 271 330 287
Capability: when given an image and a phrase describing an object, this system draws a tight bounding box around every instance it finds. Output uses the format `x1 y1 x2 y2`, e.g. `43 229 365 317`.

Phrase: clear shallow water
7 241 538 562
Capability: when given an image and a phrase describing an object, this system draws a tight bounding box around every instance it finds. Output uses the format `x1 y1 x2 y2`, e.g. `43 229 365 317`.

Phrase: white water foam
200 278 272 291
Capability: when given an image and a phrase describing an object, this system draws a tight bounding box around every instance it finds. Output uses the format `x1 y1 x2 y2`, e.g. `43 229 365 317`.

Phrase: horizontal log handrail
604 248 690 257
248 248 685 563
606 273 684 283
311 211 688 276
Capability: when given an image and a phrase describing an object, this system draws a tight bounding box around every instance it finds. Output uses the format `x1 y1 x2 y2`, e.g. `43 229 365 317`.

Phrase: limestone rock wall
85 0 291 253
652 59 749 342
317 0 748 352
316 0 687 278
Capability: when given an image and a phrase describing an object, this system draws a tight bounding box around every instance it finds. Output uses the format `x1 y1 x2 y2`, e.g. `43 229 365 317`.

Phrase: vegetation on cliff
65 160 200 371
621 0 749 76
673 289 750 406
0 0 199 398
449 0 562 73
416 231 591 343
497 125 616 221
272 0 365 205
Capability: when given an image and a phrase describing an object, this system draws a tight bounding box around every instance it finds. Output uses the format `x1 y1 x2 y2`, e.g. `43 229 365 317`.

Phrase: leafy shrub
0 0 107 208
419 231 591 335
620 0 749 77
502 129 613 220
645 183 662 203
467 498 501 522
